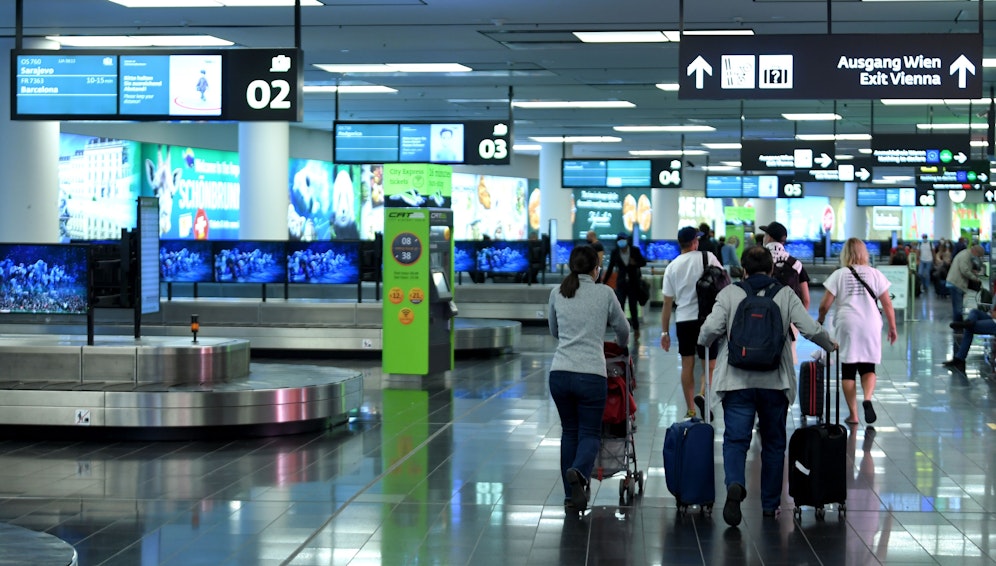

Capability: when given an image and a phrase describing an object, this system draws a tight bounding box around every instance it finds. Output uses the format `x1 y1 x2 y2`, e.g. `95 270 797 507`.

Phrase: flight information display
705 175 780 198
856 187 916 207
562 159 652 188
334 120 511 165
12 48 301 122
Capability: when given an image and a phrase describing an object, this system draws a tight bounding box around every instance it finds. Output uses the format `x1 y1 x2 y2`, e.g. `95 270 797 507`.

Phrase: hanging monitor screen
333 120 511 165
562 159 652 188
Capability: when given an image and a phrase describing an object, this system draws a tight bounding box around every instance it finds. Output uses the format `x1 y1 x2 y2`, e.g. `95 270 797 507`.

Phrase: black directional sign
678 34 982 100
778 178 804 199
651 158 683 188
871 134 971 167
741 140 836 172
916 187 937 207
916 159 990 190
795 158 874 183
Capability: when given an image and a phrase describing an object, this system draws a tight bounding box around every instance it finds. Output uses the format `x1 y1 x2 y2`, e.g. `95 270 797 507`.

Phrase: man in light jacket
945 244 984 323
698 245 836 527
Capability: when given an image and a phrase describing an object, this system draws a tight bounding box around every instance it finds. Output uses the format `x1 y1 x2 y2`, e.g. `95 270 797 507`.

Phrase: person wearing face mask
603 231 647 338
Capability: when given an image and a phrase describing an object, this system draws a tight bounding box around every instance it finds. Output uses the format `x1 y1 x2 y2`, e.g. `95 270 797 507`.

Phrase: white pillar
934 190 954 241
238 122 289 240
652 189 680 240
0 39 60 243
752 199 776 230
539 143 573 237
843 182 867 238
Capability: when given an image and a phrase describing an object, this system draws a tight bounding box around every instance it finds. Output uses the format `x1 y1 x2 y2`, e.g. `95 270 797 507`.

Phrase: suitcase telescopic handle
824 349 840 425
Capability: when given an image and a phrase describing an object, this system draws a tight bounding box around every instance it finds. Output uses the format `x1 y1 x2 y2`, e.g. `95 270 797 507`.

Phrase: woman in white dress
817 238 898 425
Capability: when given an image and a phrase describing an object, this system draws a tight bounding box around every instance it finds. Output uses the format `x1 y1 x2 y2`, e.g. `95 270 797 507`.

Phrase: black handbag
637 278 651 306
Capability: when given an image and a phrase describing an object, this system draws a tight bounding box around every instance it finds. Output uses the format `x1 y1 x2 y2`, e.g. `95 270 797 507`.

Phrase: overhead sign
13 48 302 121
705 175 781 198
856 187 916 207
916 159 990 190
560 158 682 188
741 140 835 171
871 133 971 166
678 34 982 100
795 158 873 183
651 159 683 188
334 120 511 165
916 187 937 207
778 180 805 199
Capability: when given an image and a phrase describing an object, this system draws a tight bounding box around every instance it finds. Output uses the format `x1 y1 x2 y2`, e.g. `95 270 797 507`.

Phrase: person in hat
660 225 724 418
603 231 647 337
759 221 812 363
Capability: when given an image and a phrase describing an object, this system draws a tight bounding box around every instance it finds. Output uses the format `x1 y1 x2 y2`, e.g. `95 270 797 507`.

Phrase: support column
0 39 60 243
843 182 867 239
238 122 290 240
934 190 954 241
752 199 776 230
652 189 680 240
539 143 573 238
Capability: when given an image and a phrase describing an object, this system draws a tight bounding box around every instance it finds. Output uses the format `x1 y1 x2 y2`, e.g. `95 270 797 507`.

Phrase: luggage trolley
594 342 644 506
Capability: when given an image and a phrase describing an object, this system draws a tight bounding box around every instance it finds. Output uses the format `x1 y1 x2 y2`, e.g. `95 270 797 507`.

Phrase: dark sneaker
566 468 588 513
694 394 714 422
723 483 746 527
862 400 877 424
763 508 779 518
949 321 970 330
943 358 966 372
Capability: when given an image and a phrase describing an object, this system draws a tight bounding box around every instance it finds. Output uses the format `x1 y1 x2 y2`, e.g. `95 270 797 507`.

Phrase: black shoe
763 508 779 518
566 468 588 513
862 400 877 424
723 483 746 527
949 321 970 330
943 358 966 372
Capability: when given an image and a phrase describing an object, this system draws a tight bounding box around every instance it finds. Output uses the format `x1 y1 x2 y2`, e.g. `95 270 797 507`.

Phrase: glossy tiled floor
2 288 996 565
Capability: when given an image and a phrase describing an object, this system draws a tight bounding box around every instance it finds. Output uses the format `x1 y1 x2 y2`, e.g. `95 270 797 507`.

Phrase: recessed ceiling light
880 98 991 105
834 154 854 160
514 100 635 109
782 113 842 121
796 133 872 141
721 161 742 167
655 83 680 92
572 31 670 43
970 140 989 147
682 29 755 36
985 58 996 68
629 149 708 156
702 142 742 150
859 148 873 154
529 136 622 143
614 125 715 132
702 165 740 172
302 85 397 94
512 144 542 151
916 123 987 130
109 0 322 6
314 63 472 73
46 34 233 47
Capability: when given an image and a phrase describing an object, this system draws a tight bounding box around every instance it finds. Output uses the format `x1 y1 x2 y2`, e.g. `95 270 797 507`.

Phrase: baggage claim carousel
0 284 529 440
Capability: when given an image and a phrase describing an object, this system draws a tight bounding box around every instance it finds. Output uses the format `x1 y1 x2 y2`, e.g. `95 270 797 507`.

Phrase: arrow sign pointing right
687 56 713 90
954 152 968 164
814 153 833 169
950 54 976 89
856 168 871 181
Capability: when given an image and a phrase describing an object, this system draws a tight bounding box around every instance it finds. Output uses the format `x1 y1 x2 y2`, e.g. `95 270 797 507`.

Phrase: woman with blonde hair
817 238 898 425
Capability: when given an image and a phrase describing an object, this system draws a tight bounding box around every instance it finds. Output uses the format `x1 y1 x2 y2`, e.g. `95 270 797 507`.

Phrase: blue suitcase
662 361 715 514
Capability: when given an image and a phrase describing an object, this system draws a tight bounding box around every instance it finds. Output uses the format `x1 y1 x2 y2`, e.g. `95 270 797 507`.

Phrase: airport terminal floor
1 288 995 565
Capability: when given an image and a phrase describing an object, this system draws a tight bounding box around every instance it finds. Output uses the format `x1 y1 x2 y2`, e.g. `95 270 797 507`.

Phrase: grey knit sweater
548 275 630 377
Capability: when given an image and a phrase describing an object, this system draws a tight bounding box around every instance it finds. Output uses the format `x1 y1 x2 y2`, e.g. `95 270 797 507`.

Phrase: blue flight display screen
605 160 651 187
16 54 118 115
335 123 400 163
705 176 743 198
562 160 608 187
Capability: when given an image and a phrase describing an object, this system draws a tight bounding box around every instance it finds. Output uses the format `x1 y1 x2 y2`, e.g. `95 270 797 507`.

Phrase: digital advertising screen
784 240 816 262
333 121 509 165
451 173 528 241
553 240 575 266
0 244 89 315
479 241 530 273
159 239 213 283
287 240 360 284
453 241 477 273
643 240 681 262
212 241 287 283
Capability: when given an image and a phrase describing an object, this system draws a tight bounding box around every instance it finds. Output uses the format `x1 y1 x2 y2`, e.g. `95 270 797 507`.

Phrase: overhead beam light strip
109 1 323 7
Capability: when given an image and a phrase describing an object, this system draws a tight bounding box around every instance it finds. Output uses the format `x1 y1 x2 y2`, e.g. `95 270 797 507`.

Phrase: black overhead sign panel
871 134 971 166
741 140 836 172
916 160 990 190
678 34 982 100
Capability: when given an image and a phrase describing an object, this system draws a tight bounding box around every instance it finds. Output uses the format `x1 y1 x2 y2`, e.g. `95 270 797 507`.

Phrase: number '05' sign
226 49 302 122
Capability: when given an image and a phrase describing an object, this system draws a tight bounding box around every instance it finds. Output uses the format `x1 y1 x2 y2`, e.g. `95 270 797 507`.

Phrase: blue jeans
550 370 607 499
955 308 996 359
918 261 933 292
949 283 965 322
721 388 789 512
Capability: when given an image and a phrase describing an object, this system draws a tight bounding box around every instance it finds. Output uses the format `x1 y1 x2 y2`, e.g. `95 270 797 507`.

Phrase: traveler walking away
945 244 985 323
760 220 812 364
604 231 648 337
817 238 897 426
698 245 836 525
548 245 630 514
661 226 724 419
917 235 934 295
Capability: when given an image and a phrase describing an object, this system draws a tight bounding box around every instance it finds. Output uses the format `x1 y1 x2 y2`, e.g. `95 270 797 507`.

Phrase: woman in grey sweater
548 245 630 513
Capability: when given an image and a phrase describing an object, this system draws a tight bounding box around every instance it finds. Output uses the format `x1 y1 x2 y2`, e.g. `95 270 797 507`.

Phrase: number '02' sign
225 49 302 122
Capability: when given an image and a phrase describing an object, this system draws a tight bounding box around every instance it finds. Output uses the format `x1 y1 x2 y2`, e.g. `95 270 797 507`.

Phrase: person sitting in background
945 244 984 323
944 301 996 373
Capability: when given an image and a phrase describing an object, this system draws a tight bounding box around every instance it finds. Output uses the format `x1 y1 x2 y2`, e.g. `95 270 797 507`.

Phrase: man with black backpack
697 246 836 526
661 226 727 419
760 221 812 363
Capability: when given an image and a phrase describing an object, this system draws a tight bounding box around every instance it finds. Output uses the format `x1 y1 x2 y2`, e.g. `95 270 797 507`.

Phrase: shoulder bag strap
847 265 878 303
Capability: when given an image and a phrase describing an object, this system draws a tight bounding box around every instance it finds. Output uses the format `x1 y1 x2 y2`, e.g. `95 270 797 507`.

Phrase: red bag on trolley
603 375 637 424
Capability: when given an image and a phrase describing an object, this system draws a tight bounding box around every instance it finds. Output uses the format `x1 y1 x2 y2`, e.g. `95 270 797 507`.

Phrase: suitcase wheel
636 471 645 494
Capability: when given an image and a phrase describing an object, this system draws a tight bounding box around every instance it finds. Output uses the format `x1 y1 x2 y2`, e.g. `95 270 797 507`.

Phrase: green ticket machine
382 208 457 375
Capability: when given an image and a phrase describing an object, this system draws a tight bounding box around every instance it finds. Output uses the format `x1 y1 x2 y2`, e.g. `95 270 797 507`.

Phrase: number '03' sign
465 122 512 165
226 49 302 122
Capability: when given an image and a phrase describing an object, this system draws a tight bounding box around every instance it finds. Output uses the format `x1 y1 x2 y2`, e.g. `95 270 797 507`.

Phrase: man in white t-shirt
917 234 934 295
660 225 724 419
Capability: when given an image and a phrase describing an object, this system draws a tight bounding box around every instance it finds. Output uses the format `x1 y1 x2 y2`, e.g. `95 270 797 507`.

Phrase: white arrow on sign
687 56 713 89
814 153 833 169
949 55 976 89
954 152 968 164
980 173 989 182
855 168 871 181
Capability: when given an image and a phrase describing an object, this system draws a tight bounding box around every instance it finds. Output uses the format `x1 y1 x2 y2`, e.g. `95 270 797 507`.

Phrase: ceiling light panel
572 31 669 43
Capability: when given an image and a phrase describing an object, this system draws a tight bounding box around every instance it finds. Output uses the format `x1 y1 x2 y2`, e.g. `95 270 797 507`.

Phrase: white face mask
617 240 628 248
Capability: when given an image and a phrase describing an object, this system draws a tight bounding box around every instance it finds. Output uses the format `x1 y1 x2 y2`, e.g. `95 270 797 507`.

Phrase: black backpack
772 255 803 300
696 251 730 321
728 281 787 371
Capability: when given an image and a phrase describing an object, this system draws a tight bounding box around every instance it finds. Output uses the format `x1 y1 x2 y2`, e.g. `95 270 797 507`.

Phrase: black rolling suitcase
789 350 847 521
798 357 824 423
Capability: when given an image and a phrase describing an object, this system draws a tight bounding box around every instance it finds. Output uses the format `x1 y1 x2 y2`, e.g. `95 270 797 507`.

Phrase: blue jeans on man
918 260 933 293
948 282 965 322
954 308 996 360
549 370 607 500
721 388 790 512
